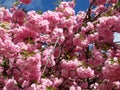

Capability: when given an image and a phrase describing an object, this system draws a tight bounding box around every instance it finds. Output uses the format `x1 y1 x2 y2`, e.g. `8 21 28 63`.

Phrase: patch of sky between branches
114 32 120 43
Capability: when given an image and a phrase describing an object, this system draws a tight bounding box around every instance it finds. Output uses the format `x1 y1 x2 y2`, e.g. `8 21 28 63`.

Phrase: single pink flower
19 0 32 4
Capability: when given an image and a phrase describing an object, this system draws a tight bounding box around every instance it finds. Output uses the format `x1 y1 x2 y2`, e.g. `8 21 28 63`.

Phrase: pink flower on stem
19 0 32 4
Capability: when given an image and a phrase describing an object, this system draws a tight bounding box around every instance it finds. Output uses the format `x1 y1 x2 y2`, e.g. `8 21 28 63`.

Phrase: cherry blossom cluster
0 0 120 90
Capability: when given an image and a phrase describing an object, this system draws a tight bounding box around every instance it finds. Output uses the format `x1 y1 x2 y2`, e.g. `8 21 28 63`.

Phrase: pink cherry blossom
19 0 32 4
0 0 120 89
12 9 26 25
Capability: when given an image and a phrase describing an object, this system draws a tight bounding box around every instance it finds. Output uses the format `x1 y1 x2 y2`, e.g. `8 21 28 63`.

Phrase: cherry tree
0 0 120 90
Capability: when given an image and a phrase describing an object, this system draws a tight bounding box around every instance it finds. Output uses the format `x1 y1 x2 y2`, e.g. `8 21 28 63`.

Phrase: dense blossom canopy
0 0 120 90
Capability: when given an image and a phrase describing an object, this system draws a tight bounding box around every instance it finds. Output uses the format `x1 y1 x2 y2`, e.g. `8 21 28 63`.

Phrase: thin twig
84 0 96 23
41 37 60 76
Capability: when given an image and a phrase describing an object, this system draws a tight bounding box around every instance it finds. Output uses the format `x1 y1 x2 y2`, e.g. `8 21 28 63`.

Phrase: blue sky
0 0 120 42
0 0 89 12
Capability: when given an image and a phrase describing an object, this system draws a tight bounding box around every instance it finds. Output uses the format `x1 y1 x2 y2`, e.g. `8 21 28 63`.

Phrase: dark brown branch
84 0 96 23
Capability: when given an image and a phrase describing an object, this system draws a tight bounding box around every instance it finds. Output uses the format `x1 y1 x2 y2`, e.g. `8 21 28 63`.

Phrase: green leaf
24 37 34 44
118 58 120 64
46 87 56 90
109 58 115 64
113 1 120 9
1 58 9 67
37 10 42 14
20 50 36 58
0 22 10 30
72 56 77 59
1 60 6 67
96 66 102 71
66 54 71 59
97 79 103 84
54 0 63 6
104 13 109 16
14 0 20 5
